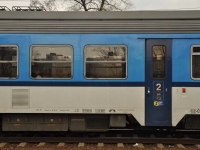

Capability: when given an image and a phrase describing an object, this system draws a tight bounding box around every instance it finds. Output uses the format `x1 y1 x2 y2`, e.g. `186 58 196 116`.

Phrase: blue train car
0 10 200 131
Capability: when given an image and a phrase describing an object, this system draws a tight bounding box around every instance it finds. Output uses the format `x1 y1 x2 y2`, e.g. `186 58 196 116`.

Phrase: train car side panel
172 39 200 126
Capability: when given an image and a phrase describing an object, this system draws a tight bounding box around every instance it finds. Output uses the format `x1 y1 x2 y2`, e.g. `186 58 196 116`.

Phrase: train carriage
0 10 200 131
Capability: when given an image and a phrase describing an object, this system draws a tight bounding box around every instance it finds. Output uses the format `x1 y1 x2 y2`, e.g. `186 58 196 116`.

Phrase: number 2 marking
156 83 161 91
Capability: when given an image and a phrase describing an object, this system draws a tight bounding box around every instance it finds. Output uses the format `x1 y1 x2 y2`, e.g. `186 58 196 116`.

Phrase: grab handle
147 87 150 99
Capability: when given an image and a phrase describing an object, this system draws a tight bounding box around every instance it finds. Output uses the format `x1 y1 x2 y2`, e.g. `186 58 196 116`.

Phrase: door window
152 46 166 79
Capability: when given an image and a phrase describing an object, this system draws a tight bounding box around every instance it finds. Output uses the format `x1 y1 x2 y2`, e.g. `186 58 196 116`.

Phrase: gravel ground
0 143 200 150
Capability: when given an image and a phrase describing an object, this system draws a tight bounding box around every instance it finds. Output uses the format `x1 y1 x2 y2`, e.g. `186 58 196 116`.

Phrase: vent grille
0 20 200 33
12 89 29 107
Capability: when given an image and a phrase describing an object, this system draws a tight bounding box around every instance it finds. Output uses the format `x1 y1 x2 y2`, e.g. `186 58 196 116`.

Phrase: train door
145 39 172 126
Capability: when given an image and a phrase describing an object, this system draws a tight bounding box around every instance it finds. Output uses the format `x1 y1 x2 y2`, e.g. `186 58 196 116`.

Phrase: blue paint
0 34 145 83
172 39 200 82
1 33 200 84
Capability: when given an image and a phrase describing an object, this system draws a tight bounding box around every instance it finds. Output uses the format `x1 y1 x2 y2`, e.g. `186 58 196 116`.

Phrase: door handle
147 88 150 99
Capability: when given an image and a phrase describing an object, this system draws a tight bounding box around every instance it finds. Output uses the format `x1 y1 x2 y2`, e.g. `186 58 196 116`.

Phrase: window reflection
85 46 127 79
0 46 17 78
32 46 72 61
31 46 72 79
85 46 126 61
152 46 166 79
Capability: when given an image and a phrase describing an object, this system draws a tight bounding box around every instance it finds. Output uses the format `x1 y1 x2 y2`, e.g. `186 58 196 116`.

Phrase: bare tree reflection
86 46 126 78
93 46 125 60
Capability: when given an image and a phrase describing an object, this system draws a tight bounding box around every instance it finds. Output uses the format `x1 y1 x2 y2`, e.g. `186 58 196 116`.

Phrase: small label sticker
154 101 164 106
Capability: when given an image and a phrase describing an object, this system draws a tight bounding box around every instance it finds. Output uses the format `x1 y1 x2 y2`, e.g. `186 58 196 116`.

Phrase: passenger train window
84 45 127 79
191 46 200 79
31 45 73 79
152 46 166 79
0 46 18 78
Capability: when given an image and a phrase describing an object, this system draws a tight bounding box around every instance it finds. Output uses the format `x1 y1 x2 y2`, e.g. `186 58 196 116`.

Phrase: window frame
191 45 200 80
0 45 18 79
84 45 128 80
30 45 73 79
